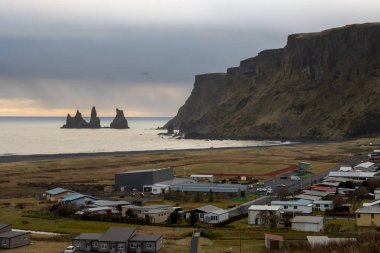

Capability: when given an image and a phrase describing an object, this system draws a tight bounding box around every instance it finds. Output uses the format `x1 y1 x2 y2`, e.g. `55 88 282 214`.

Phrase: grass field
1 136 380 252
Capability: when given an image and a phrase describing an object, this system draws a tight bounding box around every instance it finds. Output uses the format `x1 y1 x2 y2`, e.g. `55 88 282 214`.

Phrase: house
307 236 356 247
60 193 98 207
265 233 283 250
291 216 324 232
374 189 380 200
76 207 120 217
354 162 375 171
313 200 333 211
170 183 247 198
0 224 31 249
355 206 380 227
45 187 74 202
270 199 313 214
129 235 163 253
187 205 229 224
302 190 332 198
122 205 174 223
248 205 282 225
73 227 162 253
294 194 322 202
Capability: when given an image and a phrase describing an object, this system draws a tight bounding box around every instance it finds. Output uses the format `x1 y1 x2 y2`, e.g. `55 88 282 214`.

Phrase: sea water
0 117 287 156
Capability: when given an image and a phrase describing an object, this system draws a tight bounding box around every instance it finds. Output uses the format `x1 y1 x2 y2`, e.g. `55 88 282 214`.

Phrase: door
109 243 116 253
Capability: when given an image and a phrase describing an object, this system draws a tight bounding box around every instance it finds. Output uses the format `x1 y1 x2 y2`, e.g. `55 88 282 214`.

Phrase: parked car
64 246 76 253
256 182 265 186
257 187 267 192
277 184 286 187
266 189 273 194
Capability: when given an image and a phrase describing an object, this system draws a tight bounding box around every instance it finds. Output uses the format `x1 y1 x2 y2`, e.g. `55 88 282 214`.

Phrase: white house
187 205 229 224
313 200 333 211
248 205 282 225
291 216 324 232
375 189 380 200
271 199 313 214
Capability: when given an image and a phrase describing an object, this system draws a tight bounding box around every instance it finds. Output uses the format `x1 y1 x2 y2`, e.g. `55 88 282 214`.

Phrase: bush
201 229 221 239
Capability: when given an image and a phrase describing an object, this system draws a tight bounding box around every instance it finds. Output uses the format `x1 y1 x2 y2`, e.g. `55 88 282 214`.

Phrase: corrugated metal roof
249 205 282 211
292 216 323 224
46 187 72 195
0 231 30 238
271 199 312 206
61 193 98 202
92 200 129 207
302 190 331 197
195 205 227 215
356 206 380 214
170 183 247 193
328 171 378 178
354 162 375 169
294 194 322 201
130 234 162 242
0 224 11 231
99 227 136 242
313 200 333 205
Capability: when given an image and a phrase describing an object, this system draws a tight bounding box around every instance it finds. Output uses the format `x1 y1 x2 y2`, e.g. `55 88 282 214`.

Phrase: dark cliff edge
165 23 380 141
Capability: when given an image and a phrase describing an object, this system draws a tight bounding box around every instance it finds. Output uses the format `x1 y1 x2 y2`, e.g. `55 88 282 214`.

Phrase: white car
257 188 267 192
64 246 76 253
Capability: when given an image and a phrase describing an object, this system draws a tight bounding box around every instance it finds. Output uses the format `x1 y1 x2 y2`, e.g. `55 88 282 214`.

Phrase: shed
248 205 282 225
265 233 283 250
0 231 31 249
291 216 324 232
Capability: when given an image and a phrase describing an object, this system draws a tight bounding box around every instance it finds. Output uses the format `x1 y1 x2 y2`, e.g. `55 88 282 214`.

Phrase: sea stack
89 106 101 128
110 108 129 129
62 110 89 128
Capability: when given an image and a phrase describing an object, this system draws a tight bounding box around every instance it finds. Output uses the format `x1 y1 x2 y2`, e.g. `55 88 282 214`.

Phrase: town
1 143 380 252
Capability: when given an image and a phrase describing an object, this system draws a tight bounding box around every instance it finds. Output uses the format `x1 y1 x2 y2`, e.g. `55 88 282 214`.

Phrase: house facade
248 205 282 225
187 205 229 224
355 206 380 227
271 199 313 214
291 216 324 232
45 187 74 202
0 224 31 249
73 227 162 253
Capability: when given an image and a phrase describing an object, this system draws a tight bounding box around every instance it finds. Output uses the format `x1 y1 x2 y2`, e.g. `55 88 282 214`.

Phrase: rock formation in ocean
110 108 129 129
165 23 380 140
62 110 89 128
89 106 101 128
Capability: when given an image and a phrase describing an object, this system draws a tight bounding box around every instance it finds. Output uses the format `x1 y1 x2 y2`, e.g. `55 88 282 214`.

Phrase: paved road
189 230 201 253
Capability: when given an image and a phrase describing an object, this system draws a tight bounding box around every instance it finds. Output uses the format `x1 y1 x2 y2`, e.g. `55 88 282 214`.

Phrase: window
372 214 375 219
284 205 288 209
101 243 107 249
2 240 8 246
294 206 298 210
146 243 153 249
316 204 320 207
93 241 98 247
118 244 124 249
324 204 329 208
130 242 137 249
357 214 361 218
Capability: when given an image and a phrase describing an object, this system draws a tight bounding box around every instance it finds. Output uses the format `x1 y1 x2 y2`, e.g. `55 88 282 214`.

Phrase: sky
0 0 379 117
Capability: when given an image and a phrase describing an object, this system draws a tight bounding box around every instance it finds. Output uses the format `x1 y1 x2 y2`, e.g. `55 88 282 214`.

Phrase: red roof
311 185 336 192
265 233 283 241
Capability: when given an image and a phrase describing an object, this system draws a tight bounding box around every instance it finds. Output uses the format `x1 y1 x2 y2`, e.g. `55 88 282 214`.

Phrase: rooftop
117 167 172 175
170 183 247 193
311 185 337 192
61 193 98 202
328 171 378 178
0 231 30 238
99 227 136 242
302 190 331 197
294 194 322 201
0 224 11 231
354 162 375 169
356 206 380 214
195 205 227 215
74 233 103 241
130 234 162 242
265 233 283 241
46 187 73 195
123 204 173 210
313 200 333 205
248 205 282 211
271 199 312 206
292 216 324 224
92 200 129 207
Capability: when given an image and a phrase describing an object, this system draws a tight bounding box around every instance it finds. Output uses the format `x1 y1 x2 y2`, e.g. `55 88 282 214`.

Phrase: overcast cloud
0 0 379 116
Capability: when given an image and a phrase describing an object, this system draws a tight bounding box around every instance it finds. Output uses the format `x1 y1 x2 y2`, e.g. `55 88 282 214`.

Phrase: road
189 230 201 253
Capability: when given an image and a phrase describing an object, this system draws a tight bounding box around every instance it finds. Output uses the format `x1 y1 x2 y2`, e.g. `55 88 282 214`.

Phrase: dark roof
99 227 136 242
130 234 162 242
0 231 30 238
74 233 103 240
0 224 11 231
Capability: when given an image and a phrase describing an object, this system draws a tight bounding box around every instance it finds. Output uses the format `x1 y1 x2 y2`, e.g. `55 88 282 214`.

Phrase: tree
189 211 198 226
258 211 270 227
208 190 214 202
333 195 344 212
167 210 181 224
269 213 280 229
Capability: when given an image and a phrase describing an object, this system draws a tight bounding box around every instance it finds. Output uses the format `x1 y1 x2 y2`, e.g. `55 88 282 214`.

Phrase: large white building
248 205 282 225
291 216 324 232
271 199 313 214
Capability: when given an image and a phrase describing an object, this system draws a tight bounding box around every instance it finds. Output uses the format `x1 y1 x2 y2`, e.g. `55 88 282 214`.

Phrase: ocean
0 117 287 156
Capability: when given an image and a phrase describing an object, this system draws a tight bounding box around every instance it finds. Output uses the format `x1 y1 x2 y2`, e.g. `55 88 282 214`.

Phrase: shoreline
0 140 340 163
0 142 314 163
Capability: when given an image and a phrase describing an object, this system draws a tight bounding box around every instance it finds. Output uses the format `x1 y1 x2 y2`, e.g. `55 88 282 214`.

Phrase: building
170 183 247 198
143 178 194 195
311 185 337 193
0 224 31 250
307 236 356 247
60 193 98 207
313 200 333 211
354 162 376 171
187 205 229 224
294 194 322 202
248 205 282 225
122 205 174 223
298 162 311 172
328 171 378 180
270 199 313 214
302 190 332 198
73 227 163 253
190 174 214 182
265 233 283 250
115 167 174 192
45 187 75 202
355 206 380 227
291 216 324 232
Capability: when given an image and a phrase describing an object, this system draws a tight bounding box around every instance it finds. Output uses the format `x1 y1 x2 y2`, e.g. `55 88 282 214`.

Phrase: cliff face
62 110 89 128
166 23 380 140
110 108 129 129
89 106 101 128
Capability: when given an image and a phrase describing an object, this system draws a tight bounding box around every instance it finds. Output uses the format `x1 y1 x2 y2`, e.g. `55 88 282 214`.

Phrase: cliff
62 110 89 128
166 23 380 140
89 106 101 128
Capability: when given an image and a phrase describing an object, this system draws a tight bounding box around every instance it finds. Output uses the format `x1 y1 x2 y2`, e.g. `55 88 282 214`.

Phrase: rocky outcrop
166 23 380 140
110 108 129 129
89 106 101 128
62 110 89 128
